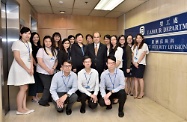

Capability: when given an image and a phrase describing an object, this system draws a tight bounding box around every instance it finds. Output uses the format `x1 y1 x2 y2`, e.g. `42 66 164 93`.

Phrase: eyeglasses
63 65 72 68
107 62 115 65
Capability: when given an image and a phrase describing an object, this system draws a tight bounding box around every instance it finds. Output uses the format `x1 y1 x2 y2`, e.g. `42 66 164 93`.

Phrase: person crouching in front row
50 60 78 115
99 55 127 117
78 56 99 113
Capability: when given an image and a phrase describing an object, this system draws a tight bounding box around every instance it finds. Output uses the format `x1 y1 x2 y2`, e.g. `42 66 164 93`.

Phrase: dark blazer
71 43 87 73
56 49 70 71
86 43 107 76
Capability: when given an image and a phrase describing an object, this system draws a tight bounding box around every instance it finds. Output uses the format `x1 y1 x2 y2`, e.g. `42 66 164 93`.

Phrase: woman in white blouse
132 34 149 99
110 35 123 69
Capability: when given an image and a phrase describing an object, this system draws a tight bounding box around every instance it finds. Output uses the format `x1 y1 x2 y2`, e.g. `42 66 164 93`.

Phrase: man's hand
56 99 64 108
90 94 98 103
59 94 68 103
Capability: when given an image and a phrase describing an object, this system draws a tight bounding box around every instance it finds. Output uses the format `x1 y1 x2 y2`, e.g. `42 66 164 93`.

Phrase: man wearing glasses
50 60 78 115
99 56 127 117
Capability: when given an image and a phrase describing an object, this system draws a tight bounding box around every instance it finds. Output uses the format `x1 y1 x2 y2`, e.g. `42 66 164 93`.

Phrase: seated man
50 60 78 115
99 55 127 117
78 56 99 113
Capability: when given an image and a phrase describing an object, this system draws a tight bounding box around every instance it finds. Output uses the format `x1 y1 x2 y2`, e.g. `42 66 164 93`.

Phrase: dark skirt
133 64 145 78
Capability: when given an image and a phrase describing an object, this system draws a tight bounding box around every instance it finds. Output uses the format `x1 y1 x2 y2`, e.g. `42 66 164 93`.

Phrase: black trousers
53 92 78 111
28 69 43 96
80 91 98 109
38 73 53 105
99 89 127 112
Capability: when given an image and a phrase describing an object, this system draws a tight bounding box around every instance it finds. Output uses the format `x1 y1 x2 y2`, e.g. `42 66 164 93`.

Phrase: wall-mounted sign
125 12 187 53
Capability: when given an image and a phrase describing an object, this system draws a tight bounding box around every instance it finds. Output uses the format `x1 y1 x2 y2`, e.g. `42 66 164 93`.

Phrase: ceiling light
60 11 65 14
94 0 124 11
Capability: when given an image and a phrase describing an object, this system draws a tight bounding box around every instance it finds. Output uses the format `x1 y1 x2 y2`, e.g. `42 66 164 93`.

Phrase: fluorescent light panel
94 0 124 11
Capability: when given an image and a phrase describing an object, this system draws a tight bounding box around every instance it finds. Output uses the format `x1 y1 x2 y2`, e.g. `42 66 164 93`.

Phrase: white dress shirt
78 68 99 96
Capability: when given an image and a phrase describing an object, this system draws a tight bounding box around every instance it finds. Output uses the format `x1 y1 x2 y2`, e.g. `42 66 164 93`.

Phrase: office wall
117 14 125 35
124 0 187 120
37 14 118 44
16 0 37 27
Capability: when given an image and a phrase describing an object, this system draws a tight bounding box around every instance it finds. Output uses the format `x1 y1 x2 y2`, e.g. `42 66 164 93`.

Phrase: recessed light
60 11 65 14
59 1 63 4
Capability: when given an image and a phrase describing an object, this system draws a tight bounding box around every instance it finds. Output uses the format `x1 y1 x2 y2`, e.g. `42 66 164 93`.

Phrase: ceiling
28 0 148 18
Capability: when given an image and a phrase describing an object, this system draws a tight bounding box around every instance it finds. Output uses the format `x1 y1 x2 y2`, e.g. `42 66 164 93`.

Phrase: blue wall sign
125 12 187 53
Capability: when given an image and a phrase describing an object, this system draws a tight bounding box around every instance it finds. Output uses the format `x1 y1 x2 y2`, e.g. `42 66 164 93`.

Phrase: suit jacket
71 43 87 73
86 43 107 76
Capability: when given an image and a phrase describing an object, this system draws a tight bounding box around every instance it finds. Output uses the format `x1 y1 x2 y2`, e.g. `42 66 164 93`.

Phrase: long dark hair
104 34 112 53
62 38 70 52
110 35 119 52
30 32 41 48
52 32 62 50
118 35 127 48
19 27 31 39
133 33 145 50
43 35 57 56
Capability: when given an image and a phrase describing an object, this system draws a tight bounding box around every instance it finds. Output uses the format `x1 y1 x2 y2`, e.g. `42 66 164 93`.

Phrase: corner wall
124 0 187 120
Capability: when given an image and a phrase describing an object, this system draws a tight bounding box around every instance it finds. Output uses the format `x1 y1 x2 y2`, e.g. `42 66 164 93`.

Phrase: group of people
7 27 149 118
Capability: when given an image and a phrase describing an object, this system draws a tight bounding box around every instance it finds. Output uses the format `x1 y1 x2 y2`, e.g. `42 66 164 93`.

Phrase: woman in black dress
28 32 43 102
118 35 132 95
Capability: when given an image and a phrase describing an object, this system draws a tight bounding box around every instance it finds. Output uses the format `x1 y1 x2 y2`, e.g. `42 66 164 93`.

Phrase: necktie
95 44 98 56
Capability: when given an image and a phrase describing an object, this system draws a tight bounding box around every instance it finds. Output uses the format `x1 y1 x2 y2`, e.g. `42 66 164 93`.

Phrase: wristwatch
67 93 70 97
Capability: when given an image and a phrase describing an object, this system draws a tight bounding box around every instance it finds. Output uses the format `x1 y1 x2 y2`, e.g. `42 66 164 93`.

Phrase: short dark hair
104 34 111 40
86 34 93 40
68 35 75 40
75 33 83 39
107 55 116 62
63 60 72 65
19 27 31 39
83 56 91 62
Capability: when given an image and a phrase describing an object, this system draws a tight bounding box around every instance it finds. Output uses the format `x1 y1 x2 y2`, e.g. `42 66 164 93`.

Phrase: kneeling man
99 56 127 117
78 56 99 113
50 60 78 115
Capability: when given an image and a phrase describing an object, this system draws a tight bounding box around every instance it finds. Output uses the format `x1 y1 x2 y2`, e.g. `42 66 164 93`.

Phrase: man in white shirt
78 56 99 113
99 55 127 117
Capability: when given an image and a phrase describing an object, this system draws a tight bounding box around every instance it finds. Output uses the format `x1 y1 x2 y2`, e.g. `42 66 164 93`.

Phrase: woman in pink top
36 35 58 106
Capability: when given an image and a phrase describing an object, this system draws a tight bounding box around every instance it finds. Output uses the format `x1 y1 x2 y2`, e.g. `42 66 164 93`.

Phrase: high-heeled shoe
134 96 138 99
137 94 144 99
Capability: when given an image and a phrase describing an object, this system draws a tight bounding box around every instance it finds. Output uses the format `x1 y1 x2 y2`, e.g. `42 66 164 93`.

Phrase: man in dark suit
86 32 107 77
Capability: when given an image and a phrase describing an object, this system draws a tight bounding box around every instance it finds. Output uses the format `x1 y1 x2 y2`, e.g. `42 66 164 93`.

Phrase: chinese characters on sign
125 12 187 53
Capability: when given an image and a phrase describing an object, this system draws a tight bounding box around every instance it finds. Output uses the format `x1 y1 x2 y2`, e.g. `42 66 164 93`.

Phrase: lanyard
134 46 138 61
21 40 30 55
84 72 92 86
135 46 138 56
62 75 70 90
108 70 117 89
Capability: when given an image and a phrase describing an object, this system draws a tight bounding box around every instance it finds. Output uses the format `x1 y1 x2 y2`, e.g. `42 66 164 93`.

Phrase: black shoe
80 106 86 113
39 103 50 107
57 109 63 113
66 109 72 115
106 105 112 110
118 111 124 117
77 97 81 102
